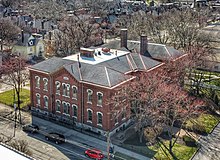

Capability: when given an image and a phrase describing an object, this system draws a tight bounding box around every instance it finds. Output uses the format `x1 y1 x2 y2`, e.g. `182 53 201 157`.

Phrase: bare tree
25 0 66 21
52 16 101 57
9 139 32 156
0 56 29 124
0 18 20 51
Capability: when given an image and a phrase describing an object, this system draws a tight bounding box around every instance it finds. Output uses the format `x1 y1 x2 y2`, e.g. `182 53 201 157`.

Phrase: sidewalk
33 116 151 160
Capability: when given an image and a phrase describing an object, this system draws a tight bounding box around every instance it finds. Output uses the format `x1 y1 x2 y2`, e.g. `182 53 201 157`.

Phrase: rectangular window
97 92 103 106
35 76 40 89
72 86 77 100
56 100 61 112
55 81 61 95
87 90 93 103
44 96 48 108
43 78 48 91
122 111 126 120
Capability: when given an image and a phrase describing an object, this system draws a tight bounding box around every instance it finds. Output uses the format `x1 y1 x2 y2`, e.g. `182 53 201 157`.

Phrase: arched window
87 109 93 122
72 104 78 119
72 86 78 100
44 95 48 108
35 76 40 89
87 89 93 103
97 112 103 126
55 81 61 95
63 102 70 115
36 93 41 107
97 92 103 106
56 100 61 112
43 78 48 91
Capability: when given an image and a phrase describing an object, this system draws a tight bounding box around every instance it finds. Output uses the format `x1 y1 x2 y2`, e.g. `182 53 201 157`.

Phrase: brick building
29 29 184 136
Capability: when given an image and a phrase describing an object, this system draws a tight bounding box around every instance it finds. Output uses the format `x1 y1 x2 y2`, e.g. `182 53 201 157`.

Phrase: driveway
193 122 220 160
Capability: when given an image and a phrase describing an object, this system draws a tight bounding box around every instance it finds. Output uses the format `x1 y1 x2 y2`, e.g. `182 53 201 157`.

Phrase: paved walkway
33 116 150 160
193 122 220 160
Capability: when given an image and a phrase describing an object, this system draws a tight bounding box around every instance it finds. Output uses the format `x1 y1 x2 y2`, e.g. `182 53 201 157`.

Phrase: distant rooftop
63 47 130 65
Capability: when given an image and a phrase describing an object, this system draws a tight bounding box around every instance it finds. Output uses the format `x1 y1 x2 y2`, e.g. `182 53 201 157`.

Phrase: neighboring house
29 29 184 136
12 31 45 60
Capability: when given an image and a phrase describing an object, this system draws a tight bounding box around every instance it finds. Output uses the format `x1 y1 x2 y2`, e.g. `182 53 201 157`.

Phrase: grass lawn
0 89 30 108
122 133 157 158
185 114 220 134
149 140 197 160
114 152 138 160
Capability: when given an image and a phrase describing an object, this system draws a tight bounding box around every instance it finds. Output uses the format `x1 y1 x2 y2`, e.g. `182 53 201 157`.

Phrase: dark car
85 149 104 160
22 124 39 133
45 132 65 144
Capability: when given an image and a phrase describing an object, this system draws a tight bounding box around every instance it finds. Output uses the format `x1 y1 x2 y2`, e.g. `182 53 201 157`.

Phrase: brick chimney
120 29 127 48
140 35 148 56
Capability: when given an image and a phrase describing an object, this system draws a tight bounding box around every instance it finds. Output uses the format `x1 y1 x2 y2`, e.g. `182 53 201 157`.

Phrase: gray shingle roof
29 57 73 73
15 33 31 46
102 39 183 61
64 62 132 88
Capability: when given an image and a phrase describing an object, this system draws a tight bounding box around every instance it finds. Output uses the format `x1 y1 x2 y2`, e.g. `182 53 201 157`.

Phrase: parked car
22 124 39 133
45 132 65 144
85 149 104 160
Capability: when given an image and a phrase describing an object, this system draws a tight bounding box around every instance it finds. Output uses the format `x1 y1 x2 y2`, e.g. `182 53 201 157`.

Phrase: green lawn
149 140 197 160
0 89 30 108
185 114 220 134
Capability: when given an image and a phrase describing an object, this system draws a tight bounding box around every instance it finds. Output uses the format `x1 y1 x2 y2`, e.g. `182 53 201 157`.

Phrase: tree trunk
169 139 177 160
17 90 21 124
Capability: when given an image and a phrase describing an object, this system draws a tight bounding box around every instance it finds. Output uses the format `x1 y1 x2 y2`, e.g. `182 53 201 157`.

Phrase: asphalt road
0 114 93 160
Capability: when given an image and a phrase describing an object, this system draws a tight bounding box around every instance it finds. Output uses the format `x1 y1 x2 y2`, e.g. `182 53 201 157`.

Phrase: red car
85 149 104 159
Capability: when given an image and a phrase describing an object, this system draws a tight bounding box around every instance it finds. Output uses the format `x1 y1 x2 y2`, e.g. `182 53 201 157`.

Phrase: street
0 108 96 160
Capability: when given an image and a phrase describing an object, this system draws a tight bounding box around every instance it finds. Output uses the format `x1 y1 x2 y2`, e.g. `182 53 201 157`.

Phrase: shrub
183 135 197 147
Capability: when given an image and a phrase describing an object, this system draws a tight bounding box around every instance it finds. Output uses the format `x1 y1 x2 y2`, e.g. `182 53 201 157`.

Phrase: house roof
15 33 41 46
102 39 183 61
29 57 73 73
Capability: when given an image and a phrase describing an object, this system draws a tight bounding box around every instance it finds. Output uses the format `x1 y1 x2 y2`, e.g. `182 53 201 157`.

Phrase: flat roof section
63 48 130 65
0 144 33 160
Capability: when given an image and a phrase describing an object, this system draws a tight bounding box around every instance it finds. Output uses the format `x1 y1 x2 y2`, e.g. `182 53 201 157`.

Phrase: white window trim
87 89 93 104
43 95 48 109
35 76 40 89
97 92 103 107
72 85 78 100
55 81 61 95
72 104 78 119
36 93 41 107
62 101 70 115
55 99 61 112
115 117 119 126
43 78 48 91
87 108 93 122
97 111 103 126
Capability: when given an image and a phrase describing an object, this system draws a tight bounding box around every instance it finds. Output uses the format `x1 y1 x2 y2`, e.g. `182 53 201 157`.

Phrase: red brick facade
30 67 131 135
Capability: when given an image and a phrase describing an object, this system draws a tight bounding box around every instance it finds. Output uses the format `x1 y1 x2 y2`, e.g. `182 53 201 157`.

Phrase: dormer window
35 76 40 89
43 78 48 91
